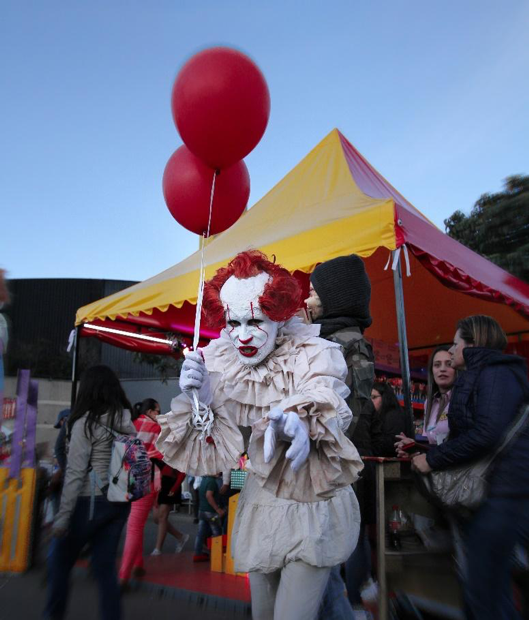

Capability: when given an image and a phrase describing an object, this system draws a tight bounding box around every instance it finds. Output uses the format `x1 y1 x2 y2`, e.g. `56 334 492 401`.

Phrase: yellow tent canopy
76 129 529 354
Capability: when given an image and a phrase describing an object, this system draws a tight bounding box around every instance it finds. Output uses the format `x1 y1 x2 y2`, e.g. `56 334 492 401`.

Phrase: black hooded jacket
427 347 529 498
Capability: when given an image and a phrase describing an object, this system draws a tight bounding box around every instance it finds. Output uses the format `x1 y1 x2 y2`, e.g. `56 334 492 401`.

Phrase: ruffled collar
203 317 320 407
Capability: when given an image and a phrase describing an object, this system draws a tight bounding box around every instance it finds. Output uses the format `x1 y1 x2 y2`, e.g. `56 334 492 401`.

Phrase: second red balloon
162 146 250 237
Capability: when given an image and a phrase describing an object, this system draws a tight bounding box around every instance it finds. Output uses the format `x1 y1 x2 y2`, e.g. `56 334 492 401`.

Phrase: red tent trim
336 129 529 320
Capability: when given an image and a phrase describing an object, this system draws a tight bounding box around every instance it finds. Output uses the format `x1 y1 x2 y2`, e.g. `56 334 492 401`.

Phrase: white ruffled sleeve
156 383 244 476
249 340 364 502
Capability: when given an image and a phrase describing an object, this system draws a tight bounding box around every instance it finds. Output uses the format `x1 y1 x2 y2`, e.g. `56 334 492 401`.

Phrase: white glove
179 351 212 406
264 408 310 472
264 407 288 463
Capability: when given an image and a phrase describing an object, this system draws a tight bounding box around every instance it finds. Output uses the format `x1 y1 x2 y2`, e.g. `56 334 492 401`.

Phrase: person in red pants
119 399 188 585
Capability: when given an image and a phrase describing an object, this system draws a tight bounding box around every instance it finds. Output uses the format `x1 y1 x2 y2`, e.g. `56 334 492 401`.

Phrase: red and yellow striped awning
76 129 529 352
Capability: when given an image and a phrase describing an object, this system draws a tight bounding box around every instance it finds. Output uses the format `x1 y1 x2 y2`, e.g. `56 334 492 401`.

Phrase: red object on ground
80 552 251 603
163 146 250 236
172 47 270 170
142 551 250 601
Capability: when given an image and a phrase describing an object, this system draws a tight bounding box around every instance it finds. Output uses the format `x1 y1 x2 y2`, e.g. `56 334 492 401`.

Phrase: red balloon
163 146 250 236
172 47 270 170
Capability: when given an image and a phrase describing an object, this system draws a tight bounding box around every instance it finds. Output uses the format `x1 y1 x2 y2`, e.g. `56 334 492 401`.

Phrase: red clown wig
202 250 302 330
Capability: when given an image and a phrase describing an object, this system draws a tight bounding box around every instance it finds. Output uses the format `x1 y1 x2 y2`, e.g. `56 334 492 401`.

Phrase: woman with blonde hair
412 315 529 620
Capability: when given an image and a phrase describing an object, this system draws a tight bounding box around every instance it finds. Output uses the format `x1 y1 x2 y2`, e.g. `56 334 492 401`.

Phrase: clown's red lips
239 346 258 357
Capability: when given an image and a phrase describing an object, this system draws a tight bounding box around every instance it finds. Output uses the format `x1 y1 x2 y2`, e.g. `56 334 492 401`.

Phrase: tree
444 175 529 283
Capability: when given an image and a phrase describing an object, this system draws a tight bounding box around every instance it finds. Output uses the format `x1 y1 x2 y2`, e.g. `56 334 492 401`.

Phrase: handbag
417 402 529 512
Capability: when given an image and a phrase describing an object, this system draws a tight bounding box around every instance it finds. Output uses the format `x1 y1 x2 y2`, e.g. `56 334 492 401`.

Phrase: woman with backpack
44 365 136 620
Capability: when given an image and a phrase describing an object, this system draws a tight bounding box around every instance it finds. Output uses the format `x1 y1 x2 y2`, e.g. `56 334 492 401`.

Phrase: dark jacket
325 325 379 524
373 406 409 457
426 347 529 498
325 326 380 455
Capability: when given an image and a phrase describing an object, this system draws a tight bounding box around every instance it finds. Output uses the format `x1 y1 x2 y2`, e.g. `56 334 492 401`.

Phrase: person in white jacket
44 365 136 620
157 251 363 620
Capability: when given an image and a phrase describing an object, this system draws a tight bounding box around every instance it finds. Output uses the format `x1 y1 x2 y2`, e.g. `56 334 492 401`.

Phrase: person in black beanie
308 253 373 336
306 254 375 434
307 254 380 617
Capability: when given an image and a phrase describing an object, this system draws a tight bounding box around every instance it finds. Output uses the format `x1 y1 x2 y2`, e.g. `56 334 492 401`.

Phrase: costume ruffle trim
203 317 334 408
249 401 363 502
156 396 244 476
232 476 361 572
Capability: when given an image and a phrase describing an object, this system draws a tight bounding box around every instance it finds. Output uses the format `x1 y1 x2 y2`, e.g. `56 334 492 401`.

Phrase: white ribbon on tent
189 171 216 440
384 244 411 277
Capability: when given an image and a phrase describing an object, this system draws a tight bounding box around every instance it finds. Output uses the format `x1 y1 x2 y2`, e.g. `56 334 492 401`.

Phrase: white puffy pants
249 561 331 620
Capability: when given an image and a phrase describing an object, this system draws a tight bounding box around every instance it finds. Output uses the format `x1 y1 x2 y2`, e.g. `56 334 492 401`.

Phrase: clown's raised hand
264 408 310 472
284 411 310 471
264 407 287 463
179 351 212 406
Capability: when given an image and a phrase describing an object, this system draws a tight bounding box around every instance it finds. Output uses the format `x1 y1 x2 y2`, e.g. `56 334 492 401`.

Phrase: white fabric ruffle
232 473 360 572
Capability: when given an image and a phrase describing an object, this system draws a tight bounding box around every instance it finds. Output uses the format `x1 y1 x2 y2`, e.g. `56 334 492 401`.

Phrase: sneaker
151 548 162 556
192 554 209 563
175 533 190 554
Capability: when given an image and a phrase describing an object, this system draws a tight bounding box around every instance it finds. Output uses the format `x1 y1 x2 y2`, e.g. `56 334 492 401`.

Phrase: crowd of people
41 251 528 620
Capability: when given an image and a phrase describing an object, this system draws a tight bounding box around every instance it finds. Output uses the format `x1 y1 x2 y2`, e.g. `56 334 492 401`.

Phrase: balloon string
192 169 216 351
206 170 216 239
189 169 216 439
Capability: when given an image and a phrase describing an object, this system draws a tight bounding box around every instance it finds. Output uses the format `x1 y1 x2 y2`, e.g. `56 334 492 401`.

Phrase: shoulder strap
470 367 529 468
328 328 364 357
486 379 529 466
492 403 529 459
93 420 120 438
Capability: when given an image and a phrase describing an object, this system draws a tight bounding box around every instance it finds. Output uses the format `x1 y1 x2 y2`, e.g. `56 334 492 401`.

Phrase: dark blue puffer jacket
426 347 529 498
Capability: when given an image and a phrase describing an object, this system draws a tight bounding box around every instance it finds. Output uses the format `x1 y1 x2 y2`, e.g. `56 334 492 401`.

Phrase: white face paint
220 273 280 366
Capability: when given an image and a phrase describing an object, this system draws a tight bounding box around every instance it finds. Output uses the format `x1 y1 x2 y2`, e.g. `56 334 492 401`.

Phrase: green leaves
444 175 529 283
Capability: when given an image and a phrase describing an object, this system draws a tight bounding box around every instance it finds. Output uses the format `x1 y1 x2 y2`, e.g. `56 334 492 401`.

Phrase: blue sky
2 1 528 281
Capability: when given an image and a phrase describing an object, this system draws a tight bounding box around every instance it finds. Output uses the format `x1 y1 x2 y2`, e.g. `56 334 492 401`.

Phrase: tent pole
392 251 414 433
70 325 80 411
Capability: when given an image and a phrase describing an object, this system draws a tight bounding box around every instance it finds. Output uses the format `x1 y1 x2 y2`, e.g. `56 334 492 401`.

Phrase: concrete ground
0 509 250 620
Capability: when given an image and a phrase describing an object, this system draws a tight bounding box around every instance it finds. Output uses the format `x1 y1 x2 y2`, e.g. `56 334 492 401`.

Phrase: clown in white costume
156 251 363 620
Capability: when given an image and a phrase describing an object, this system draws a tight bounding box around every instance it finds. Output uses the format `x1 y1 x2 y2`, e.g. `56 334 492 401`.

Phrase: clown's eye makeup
248 319 263 326
227 320 241 328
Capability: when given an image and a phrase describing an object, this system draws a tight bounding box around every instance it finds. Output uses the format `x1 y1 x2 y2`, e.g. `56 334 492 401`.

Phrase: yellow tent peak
76 130 397 325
